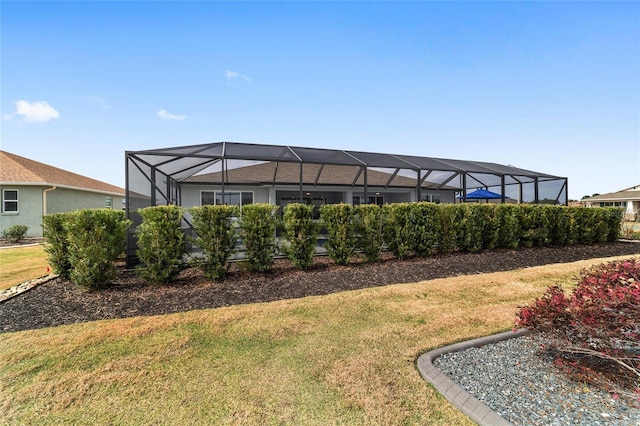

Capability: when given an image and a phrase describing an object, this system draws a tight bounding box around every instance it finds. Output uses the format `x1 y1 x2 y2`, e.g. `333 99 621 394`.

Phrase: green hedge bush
42 213 71 279
496 204 521 249
459 204 484 253
382 203 414 259
136 205 186 284
355 204 385 263
320 203 357 265
520 205 551 248
1 224 28 242
282 203 319 270
189 205 239 280
436 204 465 253
412 202 440 257
239 203 279 272
603 207 623 242
65 209 129 289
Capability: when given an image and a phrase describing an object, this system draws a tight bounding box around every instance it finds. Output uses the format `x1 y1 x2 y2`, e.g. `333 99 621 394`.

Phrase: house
126 141 568 213
124 141 569 265
0 150 125 237
581 184 640 220
180 161 459 219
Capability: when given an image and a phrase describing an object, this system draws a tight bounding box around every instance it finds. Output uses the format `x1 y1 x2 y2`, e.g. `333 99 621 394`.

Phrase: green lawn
1 254 637 425
0 245 50 290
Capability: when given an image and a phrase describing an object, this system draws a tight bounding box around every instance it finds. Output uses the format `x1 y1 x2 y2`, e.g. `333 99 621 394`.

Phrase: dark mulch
2 243 639 333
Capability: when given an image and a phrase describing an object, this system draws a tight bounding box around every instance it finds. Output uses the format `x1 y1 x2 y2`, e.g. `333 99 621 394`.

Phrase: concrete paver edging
0 274 58 303
417 329 530 426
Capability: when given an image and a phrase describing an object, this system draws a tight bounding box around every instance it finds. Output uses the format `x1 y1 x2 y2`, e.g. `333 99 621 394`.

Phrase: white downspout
42 186 57 216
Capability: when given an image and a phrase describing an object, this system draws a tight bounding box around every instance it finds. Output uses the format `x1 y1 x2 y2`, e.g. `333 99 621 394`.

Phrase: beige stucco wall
0 185 124 237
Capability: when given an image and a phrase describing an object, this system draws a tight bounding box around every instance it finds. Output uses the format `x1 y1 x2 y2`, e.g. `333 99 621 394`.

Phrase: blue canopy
460 189 503 199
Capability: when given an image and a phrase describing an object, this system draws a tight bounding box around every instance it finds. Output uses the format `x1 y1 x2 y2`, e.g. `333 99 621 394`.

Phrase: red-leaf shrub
515 258 640 402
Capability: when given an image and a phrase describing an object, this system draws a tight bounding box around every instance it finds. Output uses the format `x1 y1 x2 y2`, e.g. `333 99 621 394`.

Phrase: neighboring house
0 150 125 237
581 184 640 220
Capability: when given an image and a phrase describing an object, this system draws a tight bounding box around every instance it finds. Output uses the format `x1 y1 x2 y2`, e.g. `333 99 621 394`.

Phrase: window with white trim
2 189 18 213
201 191 253 210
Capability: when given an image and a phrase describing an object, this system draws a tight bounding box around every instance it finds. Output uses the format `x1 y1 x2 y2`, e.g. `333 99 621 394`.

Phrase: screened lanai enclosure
125 141 568 265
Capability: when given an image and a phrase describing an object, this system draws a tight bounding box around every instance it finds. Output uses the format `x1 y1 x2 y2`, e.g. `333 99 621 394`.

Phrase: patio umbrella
458 189 503 201
465 189 502 199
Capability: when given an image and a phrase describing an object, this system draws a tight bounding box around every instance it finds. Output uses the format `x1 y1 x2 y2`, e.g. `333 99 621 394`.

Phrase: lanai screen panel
127 141 568 205
344 151 417 169
291 146 363 166
224 143 299 162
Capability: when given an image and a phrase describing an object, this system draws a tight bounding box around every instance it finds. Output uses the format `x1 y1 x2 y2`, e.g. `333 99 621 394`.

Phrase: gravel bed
434 336 639 425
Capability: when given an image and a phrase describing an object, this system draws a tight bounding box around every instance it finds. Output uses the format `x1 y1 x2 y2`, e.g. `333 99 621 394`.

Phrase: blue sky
2 1 639 200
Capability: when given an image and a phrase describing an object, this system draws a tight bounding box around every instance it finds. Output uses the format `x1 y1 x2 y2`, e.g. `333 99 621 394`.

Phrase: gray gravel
434 336 640 425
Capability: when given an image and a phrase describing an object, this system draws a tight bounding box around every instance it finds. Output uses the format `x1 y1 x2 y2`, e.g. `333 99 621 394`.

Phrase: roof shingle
0 150 124 195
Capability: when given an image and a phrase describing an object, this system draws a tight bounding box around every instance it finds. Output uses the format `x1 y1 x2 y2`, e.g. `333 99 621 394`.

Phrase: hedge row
42 203 623 287
133 203 622 284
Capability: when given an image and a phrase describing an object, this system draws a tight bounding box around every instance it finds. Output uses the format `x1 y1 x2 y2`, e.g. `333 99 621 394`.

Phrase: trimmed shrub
42 213 71 279
411 202 440 257
520 204 551 248
136 205 186 284
478 204 500 251
189 205 239 280
547 206 571 246
320 203 356 265
1 224 28 242
239 203 279 272
497 204 521 249
382 203 414 259
603 207 623 242
355 204 385 263
459 203 484 253
566 207 581 246
282 203 319 270
515 258 640 398
574 207 599 245
592 208 609 244
437 203 465 254
65 209 130 289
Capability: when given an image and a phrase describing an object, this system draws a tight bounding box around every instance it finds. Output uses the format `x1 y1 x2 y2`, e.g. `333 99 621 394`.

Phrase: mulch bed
2 242 639 333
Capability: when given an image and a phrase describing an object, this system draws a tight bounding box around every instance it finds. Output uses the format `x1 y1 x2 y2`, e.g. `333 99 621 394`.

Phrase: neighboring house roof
182 161 456 190
582 185 640 202
0 150 125 195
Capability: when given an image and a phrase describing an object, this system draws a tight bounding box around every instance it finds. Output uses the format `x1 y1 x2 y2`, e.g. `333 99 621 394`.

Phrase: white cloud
14 100 60 123
225 70 252 82
157 109 186 121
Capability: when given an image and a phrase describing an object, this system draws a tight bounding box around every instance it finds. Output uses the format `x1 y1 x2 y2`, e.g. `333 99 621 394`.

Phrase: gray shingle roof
582 185 640 202
1 150 124 195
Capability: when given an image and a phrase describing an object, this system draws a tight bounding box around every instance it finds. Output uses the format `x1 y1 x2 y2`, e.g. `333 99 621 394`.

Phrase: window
201 191 253 210
2 189 18 213
600 202 624 208
105 197 113 209
353 196 383 206
420 194 441 203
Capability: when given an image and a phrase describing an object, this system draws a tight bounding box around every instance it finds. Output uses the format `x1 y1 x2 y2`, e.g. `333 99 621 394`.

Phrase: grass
1 254 638 425
0 245 50 291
